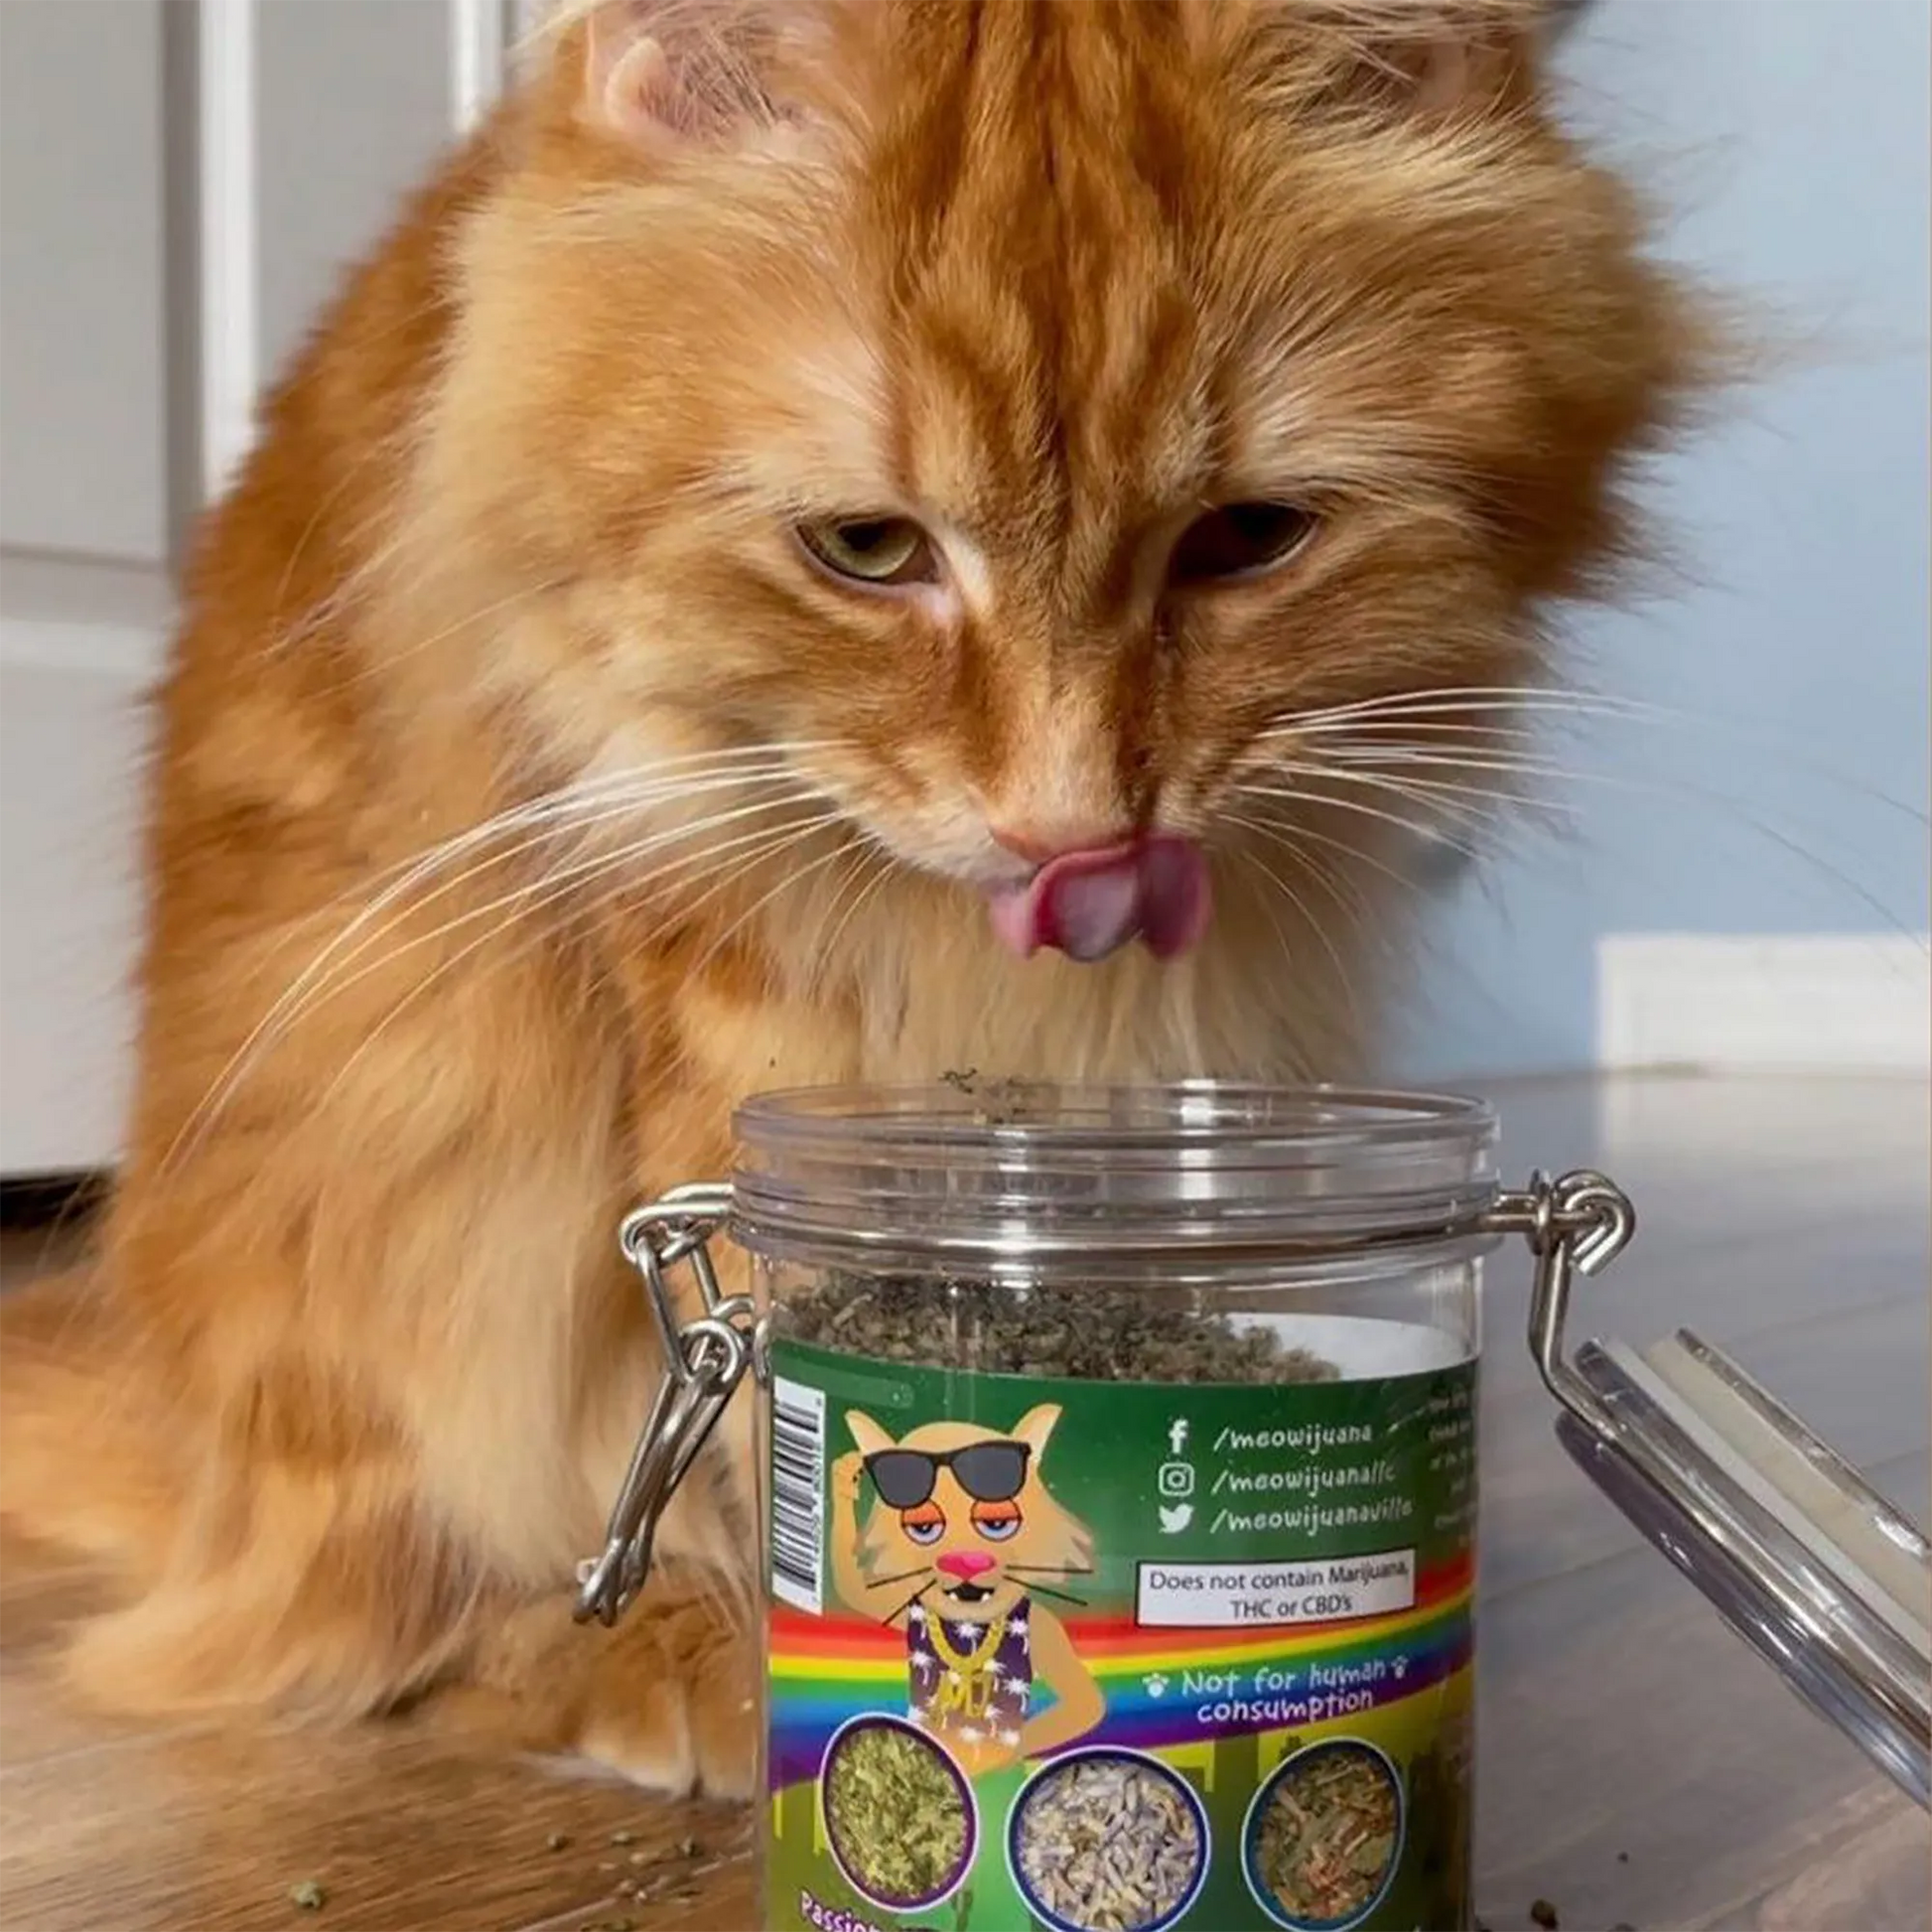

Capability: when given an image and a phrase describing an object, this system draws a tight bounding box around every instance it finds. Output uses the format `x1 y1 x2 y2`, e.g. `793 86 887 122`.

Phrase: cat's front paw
575 1610 759 1798
454 1587 759 1799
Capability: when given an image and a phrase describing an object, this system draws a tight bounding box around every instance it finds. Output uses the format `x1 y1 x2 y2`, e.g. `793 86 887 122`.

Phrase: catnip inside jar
580 1082 1628 1932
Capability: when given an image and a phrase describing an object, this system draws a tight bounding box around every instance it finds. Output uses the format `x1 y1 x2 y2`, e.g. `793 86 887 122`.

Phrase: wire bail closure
574 1167 1635 1629
1485 1167 1639 1433
573 1183 748 1627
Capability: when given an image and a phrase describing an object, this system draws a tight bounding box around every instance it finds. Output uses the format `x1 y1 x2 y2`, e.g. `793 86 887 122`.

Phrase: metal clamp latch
573 1182 748 1627
1482 1167 1638 1433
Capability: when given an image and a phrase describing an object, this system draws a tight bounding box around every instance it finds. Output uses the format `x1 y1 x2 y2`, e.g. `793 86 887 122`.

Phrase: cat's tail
0 1264 182 1573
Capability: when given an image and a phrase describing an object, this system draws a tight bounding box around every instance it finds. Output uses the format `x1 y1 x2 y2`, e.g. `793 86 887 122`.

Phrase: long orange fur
0 0 1711 1794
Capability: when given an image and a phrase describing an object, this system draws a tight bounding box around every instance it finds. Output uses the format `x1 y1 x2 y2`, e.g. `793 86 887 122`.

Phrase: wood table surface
3 1073 1926 1932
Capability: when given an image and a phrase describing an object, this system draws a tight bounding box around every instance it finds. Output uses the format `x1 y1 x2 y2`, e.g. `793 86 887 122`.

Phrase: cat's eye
900 1509 946 1546
795 515 939 588
971 1500 1022 1542
1168 500 1318 587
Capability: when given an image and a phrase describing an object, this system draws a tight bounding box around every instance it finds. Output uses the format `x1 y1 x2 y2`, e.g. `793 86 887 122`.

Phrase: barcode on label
769 1375 827 1614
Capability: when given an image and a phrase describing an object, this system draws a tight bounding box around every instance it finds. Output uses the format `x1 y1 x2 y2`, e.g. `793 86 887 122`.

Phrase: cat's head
415 0 1712 965
847 1403 1092 1622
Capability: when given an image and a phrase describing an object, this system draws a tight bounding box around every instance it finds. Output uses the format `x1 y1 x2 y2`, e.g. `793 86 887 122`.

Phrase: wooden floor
2 1073 1926 1932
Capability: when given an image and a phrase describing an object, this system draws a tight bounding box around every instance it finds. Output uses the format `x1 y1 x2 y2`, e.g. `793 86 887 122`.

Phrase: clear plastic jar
587 1080 1926 1918
727 1081 1497 1932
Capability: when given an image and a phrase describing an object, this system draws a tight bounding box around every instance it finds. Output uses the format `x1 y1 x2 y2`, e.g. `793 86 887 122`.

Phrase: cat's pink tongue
987 836 1210 962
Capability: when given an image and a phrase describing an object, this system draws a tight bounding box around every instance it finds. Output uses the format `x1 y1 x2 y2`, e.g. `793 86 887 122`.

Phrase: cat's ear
1011 1405 1063 1461
844 1409 895 1458
572 0 788 153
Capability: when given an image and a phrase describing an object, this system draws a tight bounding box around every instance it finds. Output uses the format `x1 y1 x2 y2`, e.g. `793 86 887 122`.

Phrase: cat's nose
937 1551 997 1580
990 820 1135 869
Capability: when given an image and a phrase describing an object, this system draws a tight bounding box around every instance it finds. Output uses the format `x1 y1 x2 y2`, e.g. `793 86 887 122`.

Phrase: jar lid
1532 1258 1931 1807
730 1080 1501 1276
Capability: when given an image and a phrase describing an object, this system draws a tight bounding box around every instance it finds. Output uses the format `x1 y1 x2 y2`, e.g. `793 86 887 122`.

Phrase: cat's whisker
1234 779 1489 868
298 801 833 1042
1249 748 1929 951
1011 1582 1088 1607
239 744 847 960
800 845 887 984
313 814 838 1116
1228 824 1382 953
804 829 901 983
312 771 825 979
1282 759 1528 837
438 818 837 1055
1261 691 1930 826
168 775 842 1170
1260 682 1661 731
1222 801 1434 905
1220 832 1305 992
881 1585 931 1628
1225 839 1362 1027
1291 718 1565 748
338 576 578 685
679 834 861 987
175 771 808 1115
222 746 840 1003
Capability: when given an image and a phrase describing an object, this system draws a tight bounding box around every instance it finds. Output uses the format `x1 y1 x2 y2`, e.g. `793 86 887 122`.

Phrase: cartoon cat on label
832 1405 1104 1778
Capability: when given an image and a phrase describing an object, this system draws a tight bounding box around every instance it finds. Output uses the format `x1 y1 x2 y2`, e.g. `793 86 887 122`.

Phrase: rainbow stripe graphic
769 1556 1471 1793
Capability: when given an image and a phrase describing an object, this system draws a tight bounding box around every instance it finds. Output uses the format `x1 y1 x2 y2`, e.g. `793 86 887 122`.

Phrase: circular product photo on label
819 1714 977 1912
1007 1745 1210 1932
1243 1737 1406 1930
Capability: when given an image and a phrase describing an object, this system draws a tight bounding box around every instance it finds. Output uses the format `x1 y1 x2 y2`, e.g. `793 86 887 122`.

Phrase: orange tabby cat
0 0 1709 1795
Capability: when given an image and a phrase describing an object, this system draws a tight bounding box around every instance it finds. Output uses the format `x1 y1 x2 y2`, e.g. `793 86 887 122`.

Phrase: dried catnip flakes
1013 1754 1203 1932
788 1274 1338 1385
1252 1743 1400 1926
823 1720 971 1904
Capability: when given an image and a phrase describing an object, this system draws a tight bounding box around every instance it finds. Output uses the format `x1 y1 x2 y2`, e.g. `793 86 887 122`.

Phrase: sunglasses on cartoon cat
862 1441 1032 1509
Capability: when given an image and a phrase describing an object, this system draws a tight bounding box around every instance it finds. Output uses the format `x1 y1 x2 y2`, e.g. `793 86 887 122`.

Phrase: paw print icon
1143 1673 1170 1699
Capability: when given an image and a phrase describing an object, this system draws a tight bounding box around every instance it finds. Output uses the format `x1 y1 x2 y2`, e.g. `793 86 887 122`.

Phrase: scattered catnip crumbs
1530 1899 1560 1929
287 1879 327 1912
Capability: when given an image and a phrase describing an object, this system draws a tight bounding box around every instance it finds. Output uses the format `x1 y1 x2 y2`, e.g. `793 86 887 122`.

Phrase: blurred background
0 0 1926 1179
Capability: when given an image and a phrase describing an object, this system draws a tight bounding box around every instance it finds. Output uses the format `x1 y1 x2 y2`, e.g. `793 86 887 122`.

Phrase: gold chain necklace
924 1609 1011 1720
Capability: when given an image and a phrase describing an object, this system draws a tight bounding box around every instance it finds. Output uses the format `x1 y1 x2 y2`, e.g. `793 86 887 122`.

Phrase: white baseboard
1596 933 1932 1074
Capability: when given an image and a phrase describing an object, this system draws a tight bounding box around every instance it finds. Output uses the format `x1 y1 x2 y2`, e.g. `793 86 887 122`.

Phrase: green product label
762 1315 1475 1932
